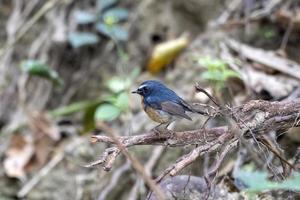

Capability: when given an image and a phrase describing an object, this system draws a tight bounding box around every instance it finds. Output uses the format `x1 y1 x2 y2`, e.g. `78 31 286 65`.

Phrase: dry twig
97 161 131 200
95 122 166 200
226 39 300 80
128 146 165 200
88 98 300 194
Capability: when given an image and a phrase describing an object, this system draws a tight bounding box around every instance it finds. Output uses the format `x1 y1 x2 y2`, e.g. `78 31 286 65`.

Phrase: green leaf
96 23 128 41
103 95 118 104
20 60 63 86
94 104 121 121
97 0 119 11
103 8 129 24
68 32 99 48
223 70 240 79
210 60 227 70
74 10 96 24
198 56 212 68
83 103 99 132
201 71 224 82
114 92 129 111
49 100 101 117
234 168 300 193
110 25 128 41
96 23 112 36
198 56 227 70
199 56 241 92
106 77 130 93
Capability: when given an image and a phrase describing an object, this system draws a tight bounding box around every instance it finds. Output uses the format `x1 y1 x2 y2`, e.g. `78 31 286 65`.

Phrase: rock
148 175 240 200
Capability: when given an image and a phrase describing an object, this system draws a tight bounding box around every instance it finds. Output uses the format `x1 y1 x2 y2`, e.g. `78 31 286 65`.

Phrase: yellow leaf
147 35 189 74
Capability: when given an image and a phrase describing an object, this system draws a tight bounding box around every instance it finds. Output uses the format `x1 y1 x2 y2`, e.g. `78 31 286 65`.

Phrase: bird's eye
143 87 149 94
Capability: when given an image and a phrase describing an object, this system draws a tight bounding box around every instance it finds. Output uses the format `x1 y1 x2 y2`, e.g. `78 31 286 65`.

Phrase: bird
132 80 205 130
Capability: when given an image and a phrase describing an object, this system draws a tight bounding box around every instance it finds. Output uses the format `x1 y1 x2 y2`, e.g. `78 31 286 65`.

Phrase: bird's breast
144 106 172 124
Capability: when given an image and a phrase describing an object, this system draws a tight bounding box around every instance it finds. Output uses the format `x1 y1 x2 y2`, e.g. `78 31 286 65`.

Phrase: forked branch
87 98 300 181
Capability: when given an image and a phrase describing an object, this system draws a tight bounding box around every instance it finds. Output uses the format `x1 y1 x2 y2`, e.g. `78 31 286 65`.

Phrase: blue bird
132 80 205 128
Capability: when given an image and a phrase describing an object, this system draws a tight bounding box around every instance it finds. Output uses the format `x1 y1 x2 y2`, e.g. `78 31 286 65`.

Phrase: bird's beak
131 90 138 94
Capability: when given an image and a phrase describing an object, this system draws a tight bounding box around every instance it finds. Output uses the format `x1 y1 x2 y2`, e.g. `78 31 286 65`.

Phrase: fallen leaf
247 68 299 99
28 110 61 141
276 8 300 32
4 134 34 179
226 39 300 80
147 35 189 74
25 135 55 173
25 110 61 172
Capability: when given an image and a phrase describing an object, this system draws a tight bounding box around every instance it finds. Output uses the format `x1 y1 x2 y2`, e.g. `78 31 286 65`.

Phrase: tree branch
91 126 228 147
87 98 300 182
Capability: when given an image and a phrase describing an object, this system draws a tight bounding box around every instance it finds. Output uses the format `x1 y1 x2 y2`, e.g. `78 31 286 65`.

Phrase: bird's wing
179 98 206 115
145 96 162 110
178 98 194 112
161 101 192 120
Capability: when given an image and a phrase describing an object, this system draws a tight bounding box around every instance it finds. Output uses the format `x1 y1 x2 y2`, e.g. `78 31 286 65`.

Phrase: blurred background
0 0 300 199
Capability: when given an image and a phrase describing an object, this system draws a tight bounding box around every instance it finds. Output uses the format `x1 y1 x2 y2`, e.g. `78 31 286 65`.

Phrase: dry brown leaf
3 134 34 179
246 68 299 99
25 137 55 173
28 110 61 141
276 8 300 32
147 35 189 74
226 39 300 80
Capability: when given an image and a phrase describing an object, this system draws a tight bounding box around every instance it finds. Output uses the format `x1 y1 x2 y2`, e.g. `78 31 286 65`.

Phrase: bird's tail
182 85 220 116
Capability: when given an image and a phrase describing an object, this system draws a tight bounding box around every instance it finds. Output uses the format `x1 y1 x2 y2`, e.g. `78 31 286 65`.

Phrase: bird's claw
152 125 170 136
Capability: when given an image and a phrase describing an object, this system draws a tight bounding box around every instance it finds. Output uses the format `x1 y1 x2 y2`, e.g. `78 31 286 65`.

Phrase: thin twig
169 131 233 176
207 139 239 177
89 98 300 187
279 9 294 52
96 121 166 200
0 0 62 57
97 161 131 200
17 151 64 198
128 146 165 200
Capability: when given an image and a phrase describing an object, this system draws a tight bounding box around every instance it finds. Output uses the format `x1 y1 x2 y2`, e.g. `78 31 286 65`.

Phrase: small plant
93 76 132 122
68 0 129 48
49 68 139 131
234 165 300 199
198 56 239 90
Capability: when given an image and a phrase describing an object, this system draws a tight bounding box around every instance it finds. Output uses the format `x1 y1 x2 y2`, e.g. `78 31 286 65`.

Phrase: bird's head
132 80 164 98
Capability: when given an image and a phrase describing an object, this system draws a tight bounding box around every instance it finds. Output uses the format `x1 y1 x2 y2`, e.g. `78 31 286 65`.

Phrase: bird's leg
153 123 163 135
201 117 211 144
153 122 170 135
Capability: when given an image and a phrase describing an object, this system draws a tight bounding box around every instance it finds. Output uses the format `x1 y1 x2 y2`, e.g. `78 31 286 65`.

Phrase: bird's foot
152 124 169 136
153 127 161 136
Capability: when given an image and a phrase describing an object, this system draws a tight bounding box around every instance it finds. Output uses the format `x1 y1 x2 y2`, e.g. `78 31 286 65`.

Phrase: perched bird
132 80 205 128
